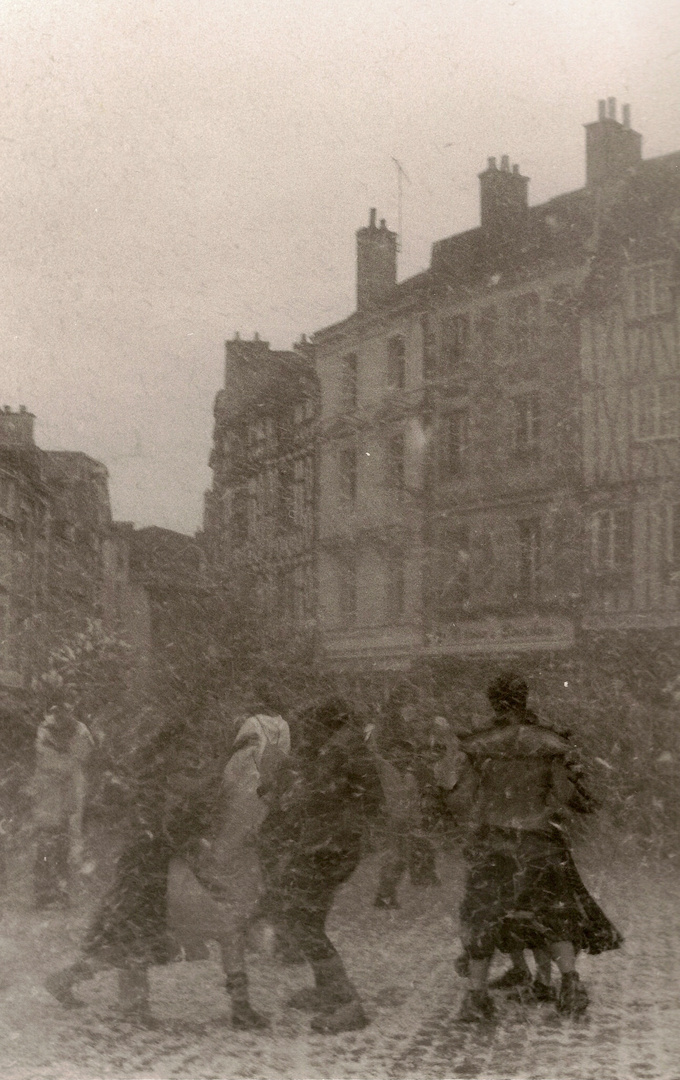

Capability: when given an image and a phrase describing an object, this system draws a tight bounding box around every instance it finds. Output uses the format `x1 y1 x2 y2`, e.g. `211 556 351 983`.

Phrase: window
276 570 295 624
435 524 470 616
510 293 541 354
277 461 294 530
628 262 672 319
512 394 541 455
441 314 469 372
0 593 10 671
517 518 542 598
0 531 11 591
387 336 406 388
633 382 678 440
441 409 469 476
590 509 632 574
247 420 267 457
421 313 437 380
0 478 16 520
664 504 680 578
385 431 406 491
340 353 359 412
339 447 358 504
338 555 357 624
385 552 405 622
231 488 249 546
476 306 498 354
293 561 315 624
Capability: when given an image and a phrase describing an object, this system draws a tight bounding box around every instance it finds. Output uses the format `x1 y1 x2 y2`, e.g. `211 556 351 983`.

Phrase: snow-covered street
1 839 678 1080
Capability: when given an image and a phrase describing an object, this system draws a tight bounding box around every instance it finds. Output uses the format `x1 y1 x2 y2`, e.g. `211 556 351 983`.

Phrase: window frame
632 381 678 441
441 408 470 477
387 335 406 389
338 446 358 505
440 313 470 373
512 392 541 457
340 352 359 412
627 261 673 320
517 517 542 599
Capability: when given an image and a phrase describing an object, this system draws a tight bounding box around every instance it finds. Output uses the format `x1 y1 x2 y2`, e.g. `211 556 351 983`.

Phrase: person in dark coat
258 697 383 1034
455 672 621 1023
45 717 221 1021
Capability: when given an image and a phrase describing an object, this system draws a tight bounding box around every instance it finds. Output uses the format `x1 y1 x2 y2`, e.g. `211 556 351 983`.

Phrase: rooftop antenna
391 157 411 254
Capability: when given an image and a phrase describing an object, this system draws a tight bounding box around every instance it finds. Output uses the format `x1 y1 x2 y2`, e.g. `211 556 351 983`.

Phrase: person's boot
530 978 558 1003
557 971 589 1016
457 989 496 1024
45 959 95 1008
226 971 270 1030
488 964 532 990
116 966 158 1027
302 956 369 1034
287 954 356 1013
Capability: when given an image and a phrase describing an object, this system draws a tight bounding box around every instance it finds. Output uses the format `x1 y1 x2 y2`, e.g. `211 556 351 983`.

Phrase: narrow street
1 838 678 1079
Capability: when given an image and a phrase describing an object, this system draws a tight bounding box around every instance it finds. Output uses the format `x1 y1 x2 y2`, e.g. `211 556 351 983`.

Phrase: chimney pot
254 332 260 341
501 154 510 171
622 103 631 128
369 207 377 228
380 218 386 229
487 156 497 170
512 163 519 174
598 99 606 121
607 97 616 120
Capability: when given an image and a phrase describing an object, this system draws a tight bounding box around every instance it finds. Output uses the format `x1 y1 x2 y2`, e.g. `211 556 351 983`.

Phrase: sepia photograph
1 1 679 1077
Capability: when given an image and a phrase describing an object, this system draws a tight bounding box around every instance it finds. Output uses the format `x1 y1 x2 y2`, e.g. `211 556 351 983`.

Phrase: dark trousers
34 827 70 908
273 845 361 963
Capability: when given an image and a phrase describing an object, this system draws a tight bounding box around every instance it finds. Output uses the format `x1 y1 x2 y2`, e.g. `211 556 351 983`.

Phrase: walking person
45 714 220 1022
259 697 383 1033
455 672 621 1023
166 709 290 1029
32 699 94 909
372 687 440 909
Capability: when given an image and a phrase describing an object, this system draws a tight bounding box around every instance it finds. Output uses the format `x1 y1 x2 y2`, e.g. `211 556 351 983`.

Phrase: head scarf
232 713 290 763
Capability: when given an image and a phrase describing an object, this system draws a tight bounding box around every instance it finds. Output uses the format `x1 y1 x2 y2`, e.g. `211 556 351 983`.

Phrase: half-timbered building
580 142 680 639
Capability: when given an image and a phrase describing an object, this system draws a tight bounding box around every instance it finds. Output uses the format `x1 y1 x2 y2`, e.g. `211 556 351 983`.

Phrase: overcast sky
2 0 679 534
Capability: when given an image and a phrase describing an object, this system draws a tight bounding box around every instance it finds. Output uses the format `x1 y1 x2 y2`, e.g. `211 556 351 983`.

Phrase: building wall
204 336 320 632
581 247 680 630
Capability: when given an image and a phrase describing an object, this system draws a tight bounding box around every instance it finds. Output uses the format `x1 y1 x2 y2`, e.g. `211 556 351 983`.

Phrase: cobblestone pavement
0 838 679 1079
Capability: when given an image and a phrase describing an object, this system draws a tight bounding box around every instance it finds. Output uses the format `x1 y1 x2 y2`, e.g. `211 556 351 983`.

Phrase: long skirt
460 826 622 960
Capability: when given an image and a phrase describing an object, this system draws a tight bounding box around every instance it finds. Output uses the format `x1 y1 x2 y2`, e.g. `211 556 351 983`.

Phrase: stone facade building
204 334 319 631
206 101 680 674
313 100 680 671
0 409 133 711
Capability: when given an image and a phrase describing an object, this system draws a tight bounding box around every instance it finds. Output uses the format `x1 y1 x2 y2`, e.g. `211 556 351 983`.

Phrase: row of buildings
203 99 680 674
0 406 202 730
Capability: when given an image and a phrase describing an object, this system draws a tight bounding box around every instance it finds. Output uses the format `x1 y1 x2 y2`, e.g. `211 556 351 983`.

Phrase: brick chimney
0 405 36 446
478 155 529 235
356 208 397 311
585 98 641 193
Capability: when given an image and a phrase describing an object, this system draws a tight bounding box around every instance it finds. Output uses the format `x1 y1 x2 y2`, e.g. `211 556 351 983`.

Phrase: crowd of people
34 671 621 1032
